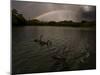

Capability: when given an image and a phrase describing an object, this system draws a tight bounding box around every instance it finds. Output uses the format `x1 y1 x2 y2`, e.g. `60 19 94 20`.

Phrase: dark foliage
12 9 27 26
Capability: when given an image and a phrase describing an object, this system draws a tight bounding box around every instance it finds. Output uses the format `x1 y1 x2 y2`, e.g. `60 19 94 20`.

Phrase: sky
12 0 96 22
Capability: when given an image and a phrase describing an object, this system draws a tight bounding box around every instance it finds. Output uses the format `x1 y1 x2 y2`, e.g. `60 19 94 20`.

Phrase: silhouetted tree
81 20 86 23
12 9 27 26
48 21 56 25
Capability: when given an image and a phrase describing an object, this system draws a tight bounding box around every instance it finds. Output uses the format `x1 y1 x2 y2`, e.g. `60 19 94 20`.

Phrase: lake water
12 26 96 74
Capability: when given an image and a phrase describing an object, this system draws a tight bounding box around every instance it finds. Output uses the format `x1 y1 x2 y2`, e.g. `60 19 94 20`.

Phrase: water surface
12 26 96 74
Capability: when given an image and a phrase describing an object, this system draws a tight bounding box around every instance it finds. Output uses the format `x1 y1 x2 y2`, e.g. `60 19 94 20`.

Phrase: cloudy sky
12 0 96 22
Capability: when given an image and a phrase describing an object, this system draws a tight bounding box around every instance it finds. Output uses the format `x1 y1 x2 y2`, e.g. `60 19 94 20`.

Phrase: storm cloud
12 1 96 22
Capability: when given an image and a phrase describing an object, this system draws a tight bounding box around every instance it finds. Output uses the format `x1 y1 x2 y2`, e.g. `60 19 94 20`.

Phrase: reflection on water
12 26 96 74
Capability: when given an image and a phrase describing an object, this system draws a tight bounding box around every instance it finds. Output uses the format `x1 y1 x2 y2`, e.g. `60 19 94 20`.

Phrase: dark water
12 26 96 74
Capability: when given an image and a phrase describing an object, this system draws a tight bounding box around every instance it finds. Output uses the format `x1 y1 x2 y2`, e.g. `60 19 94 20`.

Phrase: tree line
12 9 96 27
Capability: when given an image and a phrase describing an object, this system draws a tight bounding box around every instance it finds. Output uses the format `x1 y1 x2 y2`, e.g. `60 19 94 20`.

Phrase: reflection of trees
12 9 96 27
